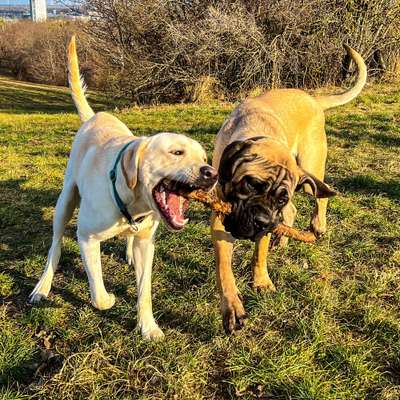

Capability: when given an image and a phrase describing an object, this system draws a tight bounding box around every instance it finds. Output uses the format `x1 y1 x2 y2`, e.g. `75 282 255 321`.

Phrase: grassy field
1 76 400 399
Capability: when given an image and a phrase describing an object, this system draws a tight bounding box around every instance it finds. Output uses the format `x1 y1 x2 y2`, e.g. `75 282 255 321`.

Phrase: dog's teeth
161 191 166 204
183 218 189 224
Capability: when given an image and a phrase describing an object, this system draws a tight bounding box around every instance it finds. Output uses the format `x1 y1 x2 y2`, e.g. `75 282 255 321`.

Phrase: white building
30 0 47 22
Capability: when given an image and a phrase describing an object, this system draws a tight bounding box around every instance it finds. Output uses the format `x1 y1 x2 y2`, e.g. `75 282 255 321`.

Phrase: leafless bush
84 0 400 103
0 20 99 87
1 0 399 103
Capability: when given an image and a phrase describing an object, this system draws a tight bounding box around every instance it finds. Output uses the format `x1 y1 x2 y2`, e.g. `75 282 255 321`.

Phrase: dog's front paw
91 293 116 310
221 294 247 335
253 277 276 292
29 292 48 304
142 325 165 341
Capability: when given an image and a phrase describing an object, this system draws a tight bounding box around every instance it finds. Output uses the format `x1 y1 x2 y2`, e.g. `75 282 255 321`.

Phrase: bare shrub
0 20 99 87
1 0 399 103
188 76 223 103
85 0 400 103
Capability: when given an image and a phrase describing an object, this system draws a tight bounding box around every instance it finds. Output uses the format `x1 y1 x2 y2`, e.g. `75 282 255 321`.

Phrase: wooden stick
186 190 317 243
187 189 232 214
273 224 316 243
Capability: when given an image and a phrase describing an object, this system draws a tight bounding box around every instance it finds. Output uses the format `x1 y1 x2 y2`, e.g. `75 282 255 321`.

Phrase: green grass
1 77 400 399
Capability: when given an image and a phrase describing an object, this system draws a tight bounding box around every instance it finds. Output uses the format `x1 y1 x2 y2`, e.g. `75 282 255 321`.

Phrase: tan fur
252 233 275 291
212 46 367 334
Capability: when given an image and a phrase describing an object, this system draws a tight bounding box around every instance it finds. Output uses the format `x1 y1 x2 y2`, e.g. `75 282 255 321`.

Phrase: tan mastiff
211 46 367 334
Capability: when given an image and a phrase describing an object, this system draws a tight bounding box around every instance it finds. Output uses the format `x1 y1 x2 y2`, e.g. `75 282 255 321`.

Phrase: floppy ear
219 141 249 184
219 138 264 184
121 139 149 189
297 169 336 198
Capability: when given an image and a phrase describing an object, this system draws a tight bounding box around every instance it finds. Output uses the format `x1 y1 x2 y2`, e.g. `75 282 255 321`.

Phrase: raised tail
315 45 367 111
67 35 94 122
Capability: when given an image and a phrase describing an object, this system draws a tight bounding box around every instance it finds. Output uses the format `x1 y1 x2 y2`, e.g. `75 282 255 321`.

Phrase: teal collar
109 141 145 230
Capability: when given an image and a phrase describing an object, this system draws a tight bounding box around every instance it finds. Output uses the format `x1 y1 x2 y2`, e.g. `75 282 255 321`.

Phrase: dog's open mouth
152 179 199 230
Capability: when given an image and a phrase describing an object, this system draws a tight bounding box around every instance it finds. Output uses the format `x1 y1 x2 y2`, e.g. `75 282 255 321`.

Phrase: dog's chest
93 215 156 241
116 215 155 237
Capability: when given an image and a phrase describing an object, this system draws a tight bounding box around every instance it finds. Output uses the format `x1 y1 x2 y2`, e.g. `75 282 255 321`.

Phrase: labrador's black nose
200 165 218 182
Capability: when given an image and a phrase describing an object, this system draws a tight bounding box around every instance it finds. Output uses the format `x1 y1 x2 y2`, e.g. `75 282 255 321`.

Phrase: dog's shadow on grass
328 112 400 148
0 81 111 115
1 178 56 295
335 174 400 200
0 178 92 310
0 178 212 336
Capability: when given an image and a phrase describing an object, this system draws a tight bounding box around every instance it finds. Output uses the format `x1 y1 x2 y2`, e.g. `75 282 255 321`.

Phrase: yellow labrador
29 36 217 340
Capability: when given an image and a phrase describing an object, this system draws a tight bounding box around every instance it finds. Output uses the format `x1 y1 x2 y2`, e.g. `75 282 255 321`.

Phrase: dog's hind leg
310 197 328 238
252 233 276 291
300 163 329 238
132 225 164 341
297 125 329 238
29 183 78 303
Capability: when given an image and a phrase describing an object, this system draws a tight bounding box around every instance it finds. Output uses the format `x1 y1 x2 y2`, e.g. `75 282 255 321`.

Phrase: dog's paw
221 294 247 335
311 226 326 239
252 277 276 292
142 326 165 341
29 281 51 304
91 293 116 310
29 291 47 304
311 217 326 239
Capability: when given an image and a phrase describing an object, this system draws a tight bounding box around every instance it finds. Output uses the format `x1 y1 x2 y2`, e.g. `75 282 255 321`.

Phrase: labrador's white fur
29 36 212 340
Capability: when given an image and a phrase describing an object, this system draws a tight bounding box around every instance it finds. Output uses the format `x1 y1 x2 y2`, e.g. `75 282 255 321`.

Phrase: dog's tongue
166 192 185 222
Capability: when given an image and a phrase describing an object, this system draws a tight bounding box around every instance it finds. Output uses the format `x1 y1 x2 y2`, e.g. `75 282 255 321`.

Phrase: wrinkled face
137 132 217 230
218 138 335 241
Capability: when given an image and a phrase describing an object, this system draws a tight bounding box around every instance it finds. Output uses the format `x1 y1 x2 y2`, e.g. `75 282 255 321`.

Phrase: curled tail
315 45 367 110
67 35 94 122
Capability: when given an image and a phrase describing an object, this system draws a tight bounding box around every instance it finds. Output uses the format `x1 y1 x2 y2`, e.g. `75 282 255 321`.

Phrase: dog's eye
170 150 184 156
276 189 289 207
278 197 287 206
245 177 266 192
